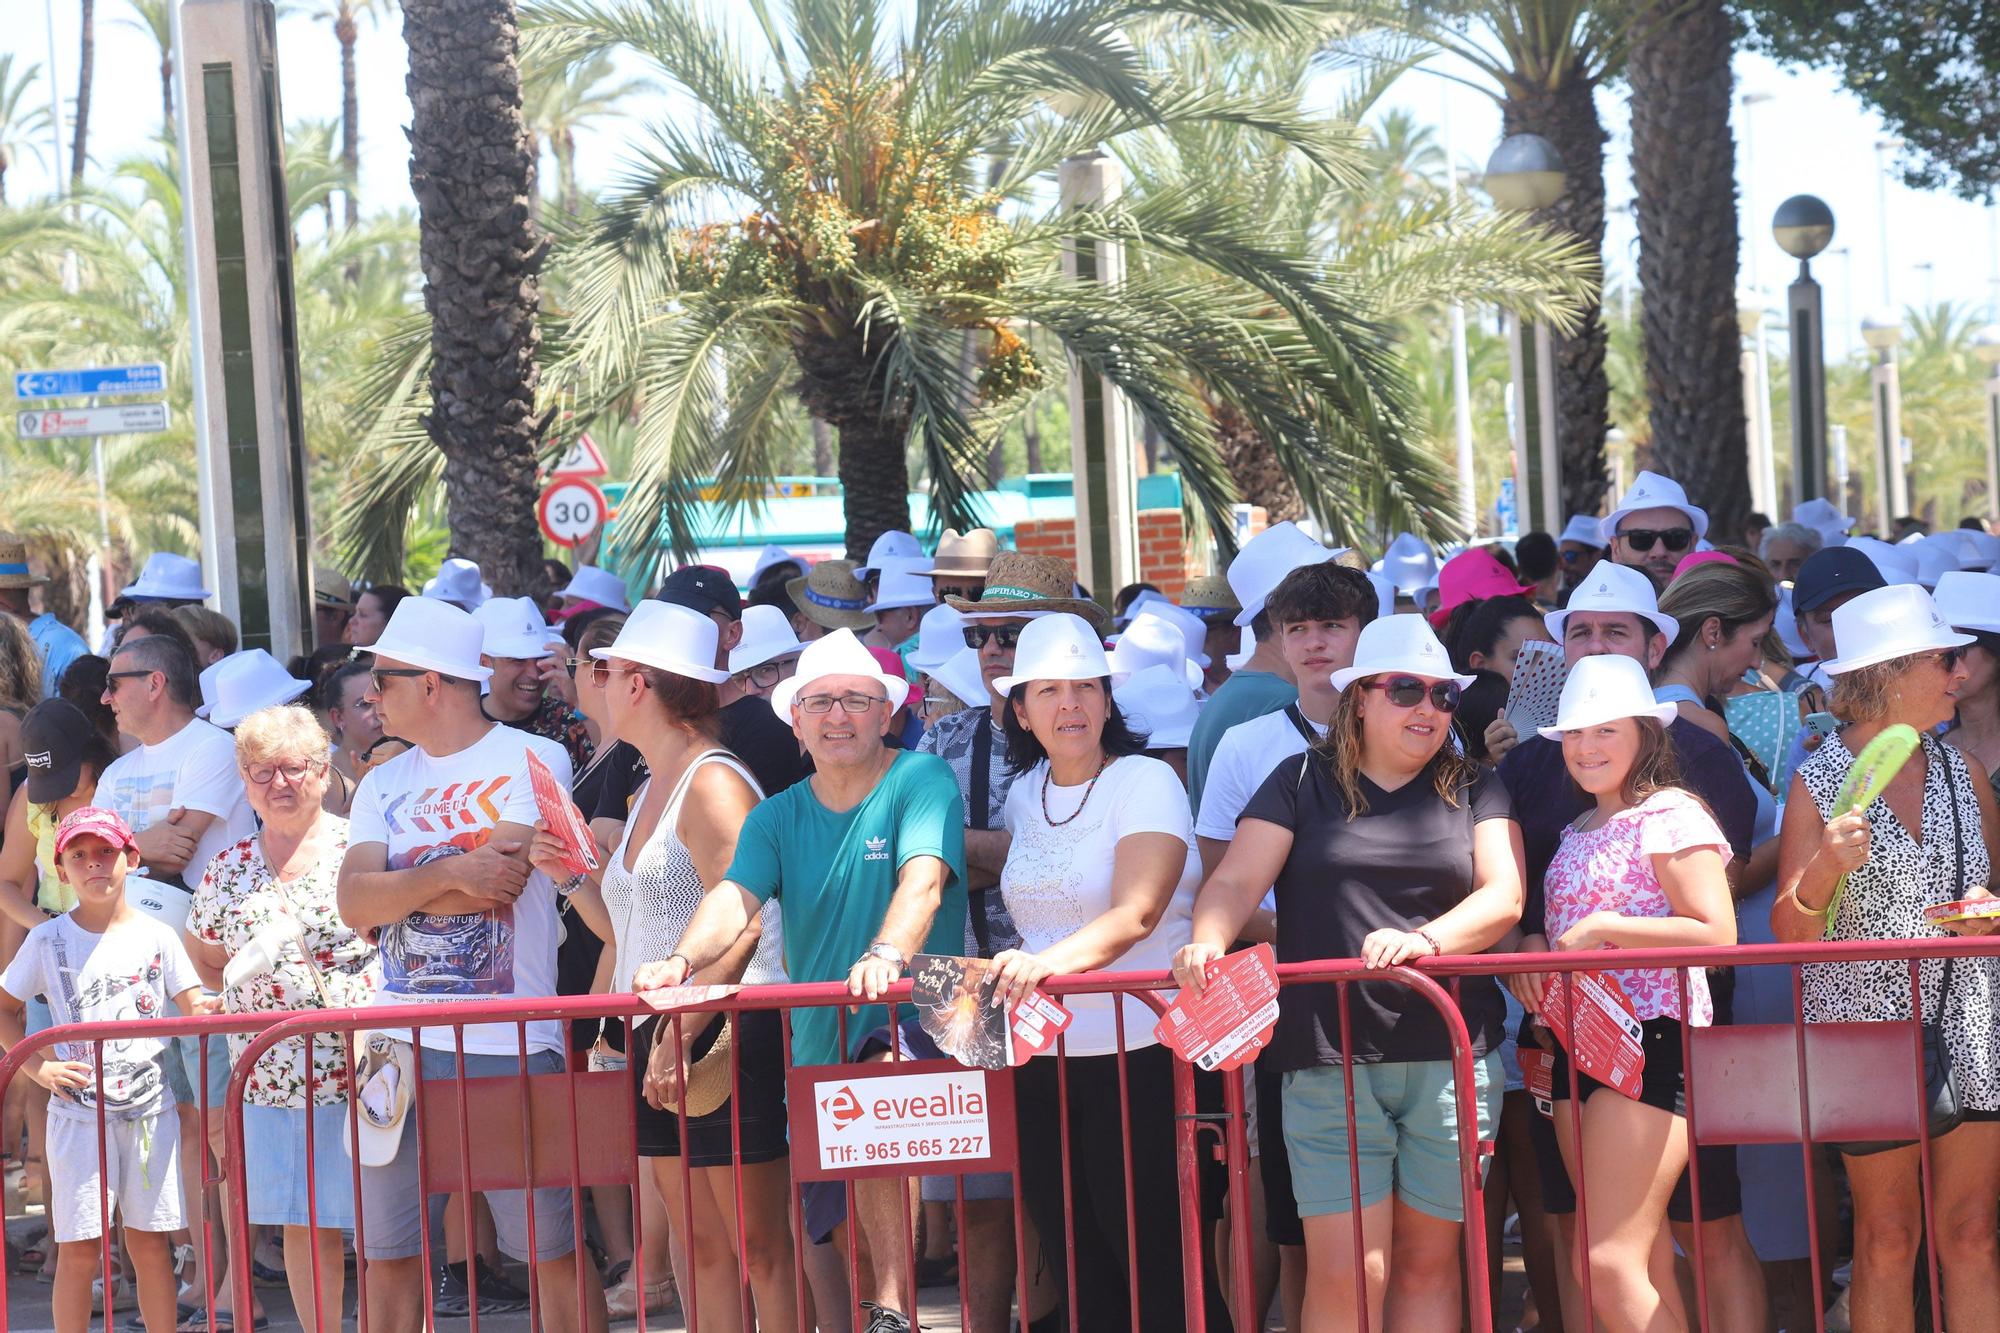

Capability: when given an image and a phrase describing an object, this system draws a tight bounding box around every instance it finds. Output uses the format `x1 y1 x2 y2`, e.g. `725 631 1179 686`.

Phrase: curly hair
1314 673 1478 818
1829 656 1922 723
0 614 39 715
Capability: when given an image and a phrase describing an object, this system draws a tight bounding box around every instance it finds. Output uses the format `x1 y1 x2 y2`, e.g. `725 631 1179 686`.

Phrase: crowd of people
0 474 1996 1333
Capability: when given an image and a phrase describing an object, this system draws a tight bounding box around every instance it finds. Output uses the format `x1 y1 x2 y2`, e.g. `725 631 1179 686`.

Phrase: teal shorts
1282 1051 1501 1223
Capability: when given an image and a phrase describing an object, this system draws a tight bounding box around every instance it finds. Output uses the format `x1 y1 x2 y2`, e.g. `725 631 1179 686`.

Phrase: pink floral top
188 823 380 1107
1544 788 1730 1025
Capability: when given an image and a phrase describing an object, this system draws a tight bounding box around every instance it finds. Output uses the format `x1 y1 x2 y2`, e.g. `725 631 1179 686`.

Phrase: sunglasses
1929 646 1967 671
1366 676 1462 712
104 669 154 686
1616 527 1694 555
1560 548 1595 563
369 668 431 691
362 736 410 761
797 692 885 714
962 625 1022 651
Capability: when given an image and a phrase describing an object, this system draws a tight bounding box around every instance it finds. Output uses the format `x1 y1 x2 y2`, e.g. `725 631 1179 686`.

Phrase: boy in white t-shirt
0 807 209 1333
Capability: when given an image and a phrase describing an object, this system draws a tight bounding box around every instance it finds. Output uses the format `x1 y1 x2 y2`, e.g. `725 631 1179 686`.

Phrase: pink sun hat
1428 548 1537 627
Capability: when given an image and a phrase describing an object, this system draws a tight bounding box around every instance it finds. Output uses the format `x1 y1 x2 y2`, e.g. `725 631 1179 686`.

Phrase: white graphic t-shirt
98 718 256 892
346 724 568 1056
0 913 201 1122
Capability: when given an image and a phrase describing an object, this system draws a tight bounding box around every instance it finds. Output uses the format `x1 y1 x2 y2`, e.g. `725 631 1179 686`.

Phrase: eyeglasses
963 625 1022 651
1366 676 1462 712
589 661 644 688
1616 527 1694 555
369 668 431 691
734 661 786 689
797 692 885 714
361 736 409 761
244 759 322 786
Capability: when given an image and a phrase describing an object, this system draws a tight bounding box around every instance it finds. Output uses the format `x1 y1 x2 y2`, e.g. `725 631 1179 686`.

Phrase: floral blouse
1543 788 1730 1026
188 822 379 1108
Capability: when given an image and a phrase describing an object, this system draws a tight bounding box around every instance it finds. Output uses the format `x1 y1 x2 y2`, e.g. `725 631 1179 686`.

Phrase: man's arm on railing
336 830 533 931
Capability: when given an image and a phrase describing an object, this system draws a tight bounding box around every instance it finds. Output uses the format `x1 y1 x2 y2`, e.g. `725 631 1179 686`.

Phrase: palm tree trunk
1628 0 1750 542
1214 399 1302 523
338 1 359 230
1503 71 1611 520
810 418 833 477
402 0 549 599
70 0 93 190
794 327 912 554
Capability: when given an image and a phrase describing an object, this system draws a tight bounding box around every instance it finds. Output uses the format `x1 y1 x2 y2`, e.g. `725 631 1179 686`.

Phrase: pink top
1544 787 1731 1025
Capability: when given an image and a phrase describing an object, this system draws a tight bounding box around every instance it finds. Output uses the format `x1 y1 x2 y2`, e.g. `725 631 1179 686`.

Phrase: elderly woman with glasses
1174 615 1524 1330
1775 584 2000 1331
184 704 379 1333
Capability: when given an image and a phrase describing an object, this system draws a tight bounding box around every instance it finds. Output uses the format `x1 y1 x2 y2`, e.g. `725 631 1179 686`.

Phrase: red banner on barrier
786 1058 1018 1182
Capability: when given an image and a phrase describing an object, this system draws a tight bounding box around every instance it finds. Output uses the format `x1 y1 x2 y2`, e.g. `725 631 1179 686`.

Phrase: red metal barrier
3 938 1995 1333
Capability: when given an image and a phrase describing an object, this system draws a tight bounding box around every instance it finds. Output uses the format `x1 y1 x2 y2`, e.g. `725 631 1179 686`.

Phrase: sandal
604 1274 677 1320
175 1309 270 1333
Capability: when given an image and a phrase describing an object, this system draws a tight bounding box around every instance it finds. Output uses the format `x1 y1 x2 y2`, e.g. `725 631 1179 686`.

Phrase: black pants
1014 1045 1232 1333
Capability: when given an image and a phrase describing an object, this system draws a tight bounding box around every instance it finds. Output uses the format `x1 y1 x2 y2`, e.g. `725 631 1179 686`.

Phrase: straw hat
992 614 1114 694
1537 655 1676 739
314 567 354 610
787 560 876 632
1600 470 1709 544
1822 584 1974 676
1330 615 1476 692
917 528 999 580
944 553 1111 633
0 532 46 589
1177 574 1241 622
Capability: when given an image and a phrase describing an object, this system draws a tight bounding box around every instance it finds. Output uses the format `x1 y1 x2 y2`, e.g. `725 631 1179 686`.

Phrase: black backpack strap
969 709 992 832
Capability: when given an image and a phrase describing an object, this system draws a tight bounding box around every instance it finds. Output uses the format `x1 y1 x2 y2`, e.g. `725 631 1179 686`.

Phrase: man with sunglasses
641 628 966 1333
1490 561 1767 1331
336 595 608 1333
1601 469 1711 594
1557 514 1607 596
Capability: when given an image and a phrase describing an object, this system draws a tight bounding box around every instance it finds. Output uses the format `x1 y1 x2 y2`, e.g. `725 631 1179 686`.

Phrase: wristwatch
865 941 908 975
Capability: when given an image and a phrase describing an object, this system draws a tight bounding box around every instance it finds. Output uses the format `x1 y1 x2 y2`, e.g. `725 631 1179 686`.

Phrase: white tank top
600 749 786 991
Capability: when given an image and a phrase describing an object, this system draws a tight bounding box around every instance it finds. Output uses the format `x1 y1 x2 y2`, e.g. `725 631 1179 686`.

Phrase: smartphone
1804 711 1840 739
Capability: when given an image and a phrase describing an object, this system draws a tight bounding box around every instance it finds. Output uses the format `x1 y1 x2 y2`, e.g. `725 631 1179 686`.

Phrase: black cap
1792 546 1887 614
656 565 743 620
21 699 92 804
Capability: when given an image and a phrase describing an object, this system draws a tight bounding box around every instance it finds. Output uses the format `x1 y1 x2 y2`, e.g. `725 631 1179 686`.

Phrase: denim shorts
1282 1051 1500 1223
243 1103 355 1229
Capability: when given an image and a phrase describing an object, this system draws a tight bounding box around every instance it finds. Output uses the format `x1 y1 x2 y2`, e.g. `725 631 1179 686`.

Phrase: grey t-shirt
915 706 1023 956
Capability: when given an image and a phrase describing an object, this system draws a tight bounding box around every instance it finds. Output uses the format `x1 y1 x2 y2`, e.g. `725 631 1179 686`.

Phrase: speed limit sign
538 479 608 548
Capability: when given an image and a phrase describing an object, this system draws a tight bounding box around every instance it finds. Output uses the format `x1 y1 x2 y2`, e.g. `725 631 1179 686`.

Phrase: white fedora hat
1793 498 1851 546
1108 611 1204 690
1544 563 1680 643
592 599 731 683
992 613 1113 694
556 565 631 613
1118 593 1211 667
729 604 805 673
1600 470 1709 544
371 597 494 683
1537 654 1676 739
1373 532 1439 596
865 559 939 614
1365 571 1397 621
1846 536 1921 587
750 544 804 585
1822 584 1974 675
1113 663 1202 749
473 596 563 661
1912 539 1963 589
925 647 989 713
1226 521 1341 627
1965 532 2000 571
770 628 912 715
1930 571 2000 636
1559 514 1607 549
120 552 209 601
905 604 968 675
421 557 490 610
1330 614 1475 692
1224 623 1255 671
207 650 312 730
853 530 922 581
195 657 226 719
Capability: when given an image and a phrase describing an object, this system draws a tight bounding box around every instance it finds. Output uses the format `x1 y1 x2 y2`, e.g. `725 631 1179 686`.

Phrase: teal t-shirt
1187 668 1298 815
726 749 968 1066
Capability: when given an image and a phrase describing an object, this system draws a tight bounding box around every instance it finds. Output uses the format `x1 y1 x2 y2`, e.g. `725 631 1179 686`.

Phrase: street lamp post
1975 325 2000 526
1861 311 1907 533
1774 195 1835 504
1737 290 1776 517
1485 133 1566 536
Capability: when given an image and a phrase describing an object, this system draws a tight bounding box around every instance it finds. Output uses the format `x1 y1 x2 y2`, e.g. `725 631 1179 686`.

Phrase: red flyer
1538 970 1645 1100
1152 943 1280 1073
1923 898 2000 926
526 748 598 877
635 983 742 1013
909 955 1074 1069
1518 1045 1554 1118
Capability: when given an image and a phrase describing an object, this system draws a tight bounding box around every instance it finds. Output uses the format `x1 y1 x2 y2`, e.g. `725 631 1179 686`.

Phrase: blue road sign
13 363 167 399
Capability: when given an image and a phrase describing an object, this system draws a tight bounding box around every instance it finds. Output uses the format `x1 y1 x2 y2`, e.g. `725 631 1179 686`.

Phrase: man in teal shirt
640 627 965 1333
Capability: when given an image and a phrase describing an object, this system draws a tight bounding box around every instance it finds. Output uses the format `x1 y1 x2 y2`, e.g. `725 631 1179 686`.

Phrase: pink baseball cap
1429 548 1537 626
53 806 140 858
1672 550 1739 581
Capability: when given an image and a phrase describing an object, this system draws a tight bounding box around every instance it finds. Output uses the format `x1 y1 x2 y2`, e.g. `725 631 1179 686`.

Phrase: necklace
1042 753 1112 827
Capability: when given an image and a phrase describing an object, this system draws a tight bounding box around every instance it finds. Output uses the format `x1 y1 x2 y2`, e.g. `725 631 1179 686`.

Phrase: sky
8 1 2000 368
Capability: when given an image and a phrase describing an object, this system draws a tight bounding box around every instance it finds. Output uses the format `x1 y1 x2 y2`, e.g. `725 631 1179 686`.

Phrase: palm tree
71 0 94 190
0 56 53 205
401 0 548 597
119 0 175 136
1627 0 1749 540
318 0 392 231
521 51 650 216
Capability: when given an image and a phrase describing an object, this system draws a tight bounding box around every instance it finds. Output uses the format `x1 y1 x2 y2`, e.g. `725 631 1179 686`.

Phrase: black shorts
1255 1056 1303 1247
629 1008 788 1168
1549 1017 1689 1116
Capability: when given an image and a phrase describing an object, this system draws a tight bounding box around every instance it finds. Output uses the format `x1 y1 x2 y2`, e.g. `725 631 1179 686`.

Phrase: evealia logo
820 1074 988 1133
821 1086 865 1128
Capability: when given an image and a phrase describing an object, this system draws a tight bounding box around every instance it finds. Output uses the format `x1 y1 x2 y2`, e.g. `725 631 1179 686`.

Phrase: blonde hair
0 614 38 714
1830 657 1919 723
1314 673 1477 818
234 703 333 768
1657 562 1778 668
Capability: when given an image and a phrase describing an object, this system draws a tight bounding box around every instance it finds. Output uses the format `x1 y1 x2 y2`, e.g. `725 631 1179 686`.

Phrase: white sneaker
92 1273 133 1313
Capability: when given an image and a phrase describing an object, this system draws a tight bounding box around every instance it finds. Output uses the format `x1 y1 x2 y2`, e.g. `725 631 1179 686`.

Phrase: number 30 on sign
538 479 607 548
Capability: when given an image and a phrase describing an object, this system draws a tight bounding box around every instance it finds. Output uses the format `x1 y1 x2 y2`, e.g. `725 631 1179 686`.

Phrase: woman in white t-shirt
986 614 1219 1333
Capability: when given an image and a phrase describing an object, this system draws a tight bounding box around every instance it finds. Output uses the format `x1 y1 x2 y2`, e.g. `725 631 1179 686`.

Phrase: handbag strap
968 710 993 833
1938 737 1963 1014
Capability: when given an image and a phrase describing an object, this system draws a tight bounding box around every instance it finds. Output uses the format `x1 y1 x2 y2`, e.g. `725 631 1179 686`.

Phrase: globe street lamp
1486 133 1565 535
1975 324 2000 526
1860 311 1908 532
1774 195 1835 504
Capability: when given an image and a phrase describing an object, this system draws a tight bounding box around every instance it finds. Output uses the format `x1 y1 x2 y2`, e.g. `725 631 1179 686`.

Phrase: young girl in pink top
1531 654 1737 1333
